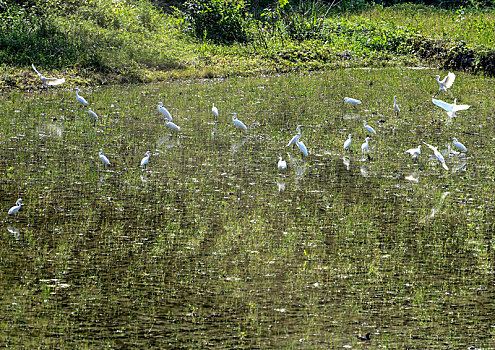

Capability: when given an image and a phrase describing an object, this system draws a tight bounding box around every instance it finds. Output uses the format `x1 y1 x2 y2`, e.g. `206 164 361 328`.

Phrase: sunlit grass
351 4 495 47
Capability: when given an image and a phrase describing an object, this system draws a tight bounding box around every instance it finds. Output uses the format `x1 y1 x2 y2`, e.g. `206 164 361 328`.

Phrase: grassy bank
2 1 495 91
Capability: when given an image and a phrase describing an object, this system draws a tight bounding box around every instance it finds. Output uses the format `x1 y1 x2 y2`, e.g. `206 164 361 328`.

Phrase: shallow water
1 68 495 348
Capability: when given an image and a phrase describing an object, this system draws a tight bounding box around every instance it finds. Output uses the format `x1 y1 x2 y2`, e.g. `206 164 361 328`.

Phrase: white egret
32 64 65 87
140 151 151 168
8 198 23 215
363 120 376 135
277 156 287 170
99 149 110 168
435 72 455 95
212 103 219 117
158 102 173 120
165 119 181 132
287 125 303 147
393 95 400 116
344 97 361 105
361 137 371 153
405 145 421 158
452 137 467 152
88 108 99 126
75 88 88 107
423 142 449 170
432 98 470 118
231 113 247 131
344 134 352 150
296 140 308 157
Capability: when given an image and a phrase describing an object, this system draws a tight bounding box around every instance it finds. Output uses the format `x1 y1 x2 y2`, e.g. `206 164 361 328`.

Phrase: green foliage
0 2 94 68
183 0 252 43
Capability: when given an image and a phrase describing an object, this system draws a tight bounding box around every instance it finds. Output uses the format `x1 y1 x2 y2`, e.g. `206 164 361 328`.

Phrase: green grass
3 2 495 91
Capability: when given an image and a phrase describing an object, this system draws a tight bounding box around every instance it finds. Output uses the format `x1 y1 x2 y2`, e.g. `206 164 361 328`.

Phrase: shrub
183 0 252 43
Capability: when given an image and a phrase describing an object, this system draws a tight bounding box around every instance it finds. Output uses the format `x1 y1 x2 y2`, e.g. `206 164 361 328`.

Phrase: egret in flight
405 145 421 158
88 108 99 126
231 113 247 131
288 125 303 147
363 121 376 135
424 142 448 170
393 95 400 116
8 198 23 215
140 151 151 168
434 72 455 96
99 149 110 168
158 102 173 120
432 98 470 118
32 64 65 87
75 88 88 107
452 138 467 152
277 156 287 170
344 134 352 150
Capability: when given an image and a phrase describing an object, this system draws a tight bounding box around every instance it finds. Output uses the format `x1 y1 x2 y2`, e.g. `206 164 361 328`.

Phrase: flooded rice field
1 68 495 348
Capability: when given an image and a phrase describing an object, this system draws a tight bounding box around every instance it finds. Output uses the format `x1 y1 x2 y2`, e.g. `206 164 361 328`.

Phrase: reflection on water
342 156 350 170
230 138 246 153
405 172 420 182
7 226 20 240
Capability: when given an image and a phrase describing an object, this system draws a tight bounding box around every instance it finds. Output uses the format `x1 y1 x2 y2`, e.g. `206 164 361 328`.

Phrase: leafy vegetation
2 0 495 90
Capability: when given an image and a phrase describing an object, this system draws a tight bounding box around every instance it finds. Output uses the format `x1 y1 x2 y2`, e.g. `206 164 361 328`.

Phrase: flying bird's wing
31 64 41 76
444 72 455 89
432 98 454 112
45 77 65 86
452 103 470 112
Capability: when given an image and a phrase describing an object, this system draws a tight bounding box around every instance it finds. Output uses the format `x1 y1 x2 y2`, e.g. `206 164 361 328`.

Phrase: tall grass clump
0 1 93 68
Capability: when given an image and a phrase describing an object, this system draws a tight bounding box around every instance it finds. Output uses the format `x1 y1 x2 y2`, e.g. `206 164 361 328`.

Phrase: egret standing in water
287 125 303 147
157 102 173 120
363 120 376 135
343 97 361 115
165 118 181 132
231 113 247 131
393 95 400 116
140 151 151 168
361 137 371 153
99 149 110 169
8 198 23 215
344 134 352 151
434 72 455 96
277 156 287 170
452 137 467 152
75 88 88 107
32 64 65 87
212 103 219 118
405 145 421 158
296 139 308 157
424 142 449 170
88 108 99 126
344 97 362 105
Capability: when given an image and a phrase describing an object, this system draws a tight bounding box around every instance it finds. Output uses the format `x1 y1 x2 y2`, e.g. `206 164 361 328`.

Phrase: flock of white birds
7 68 470 215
